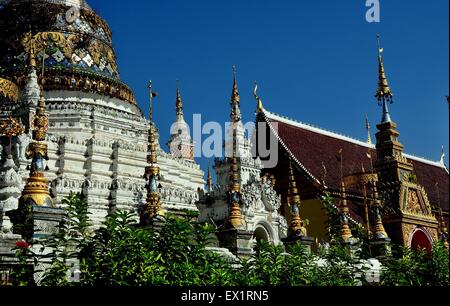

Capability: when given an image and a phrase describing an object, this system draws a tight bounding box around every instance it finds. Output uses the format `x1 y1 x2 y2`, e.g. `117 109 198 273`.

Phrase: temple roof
260 108 449 212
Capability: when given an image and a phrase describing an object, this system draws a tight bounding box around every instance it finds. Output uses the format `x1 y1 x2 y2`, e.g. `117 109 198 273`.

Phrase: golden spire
226 128 243 229
19 46 53 207
370 179 389 239
142 80 163 222
175 79 183 118
339 181 353 242
375 34 393 104
207 164 213 193
366 114 372 145
231 65 240 104
287 159 307 236
253 81 264 113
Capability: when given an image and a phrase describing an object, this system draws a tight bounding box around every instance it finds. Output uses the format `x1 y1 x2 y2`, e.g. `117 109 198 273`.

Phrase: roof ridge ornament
439 145 446 165
253 81 263 113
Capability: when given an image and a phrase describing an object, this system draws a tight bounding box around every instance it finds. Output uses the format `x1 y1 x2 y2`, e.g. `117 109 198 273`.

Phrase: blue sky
89 0 449 176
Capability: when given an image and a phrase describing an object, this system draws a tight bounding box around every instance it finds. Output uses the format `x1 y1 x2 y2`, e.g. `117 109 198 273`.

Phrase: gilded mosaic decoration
0 1 138 105
0 78 19 102
0 1 119 82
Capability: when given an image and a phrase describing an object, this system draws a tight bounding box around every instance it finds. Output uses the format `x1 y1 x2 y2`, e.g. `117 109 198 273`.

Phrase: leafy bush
7 193 449 287
78 210 234 286
381 242 449 286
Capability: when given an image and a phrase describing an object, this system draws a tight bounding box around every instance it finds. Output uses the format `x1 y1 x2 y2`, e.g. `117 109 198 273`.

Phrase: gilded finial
375 34 394 124
287 159 307 236
253 81 264 113
230 66 242 124
375 34 393 102
366 114 372 145
231 65 240 104
26 31 37 68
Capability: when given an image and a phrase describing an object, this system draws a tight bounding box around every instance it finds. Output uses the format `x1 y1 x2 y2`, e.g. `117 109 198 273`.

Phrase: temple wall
299 199 328 250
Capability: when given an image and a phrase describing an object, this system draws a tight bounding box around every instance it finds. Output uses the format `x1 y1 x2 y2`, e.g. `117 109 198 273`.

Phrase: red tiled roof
263 111 449 212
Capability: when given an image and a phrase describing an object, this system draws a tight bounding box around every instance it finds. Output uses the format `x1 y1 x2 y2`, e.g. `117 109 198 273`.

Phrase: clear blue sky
89 0 449 176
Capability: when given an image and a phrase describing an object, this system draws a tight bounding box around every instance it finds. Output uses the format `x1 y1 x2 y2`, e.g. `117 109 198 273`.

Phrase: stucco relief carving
406 190 421 214
401 223 415 245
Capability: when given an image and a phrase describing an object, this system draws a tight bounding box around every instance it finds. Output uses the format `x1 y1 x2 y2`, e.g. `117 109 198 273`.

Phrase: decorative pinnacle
231 65 240 104
287 159 307 236
375 34 393 104
176 79 183 118
370 180 389 239
366 114 372 145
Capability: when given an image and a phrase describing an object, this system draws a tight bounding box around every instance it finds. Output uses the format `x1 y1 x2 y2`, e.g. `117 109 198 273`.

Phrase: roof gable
262 109 449 211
